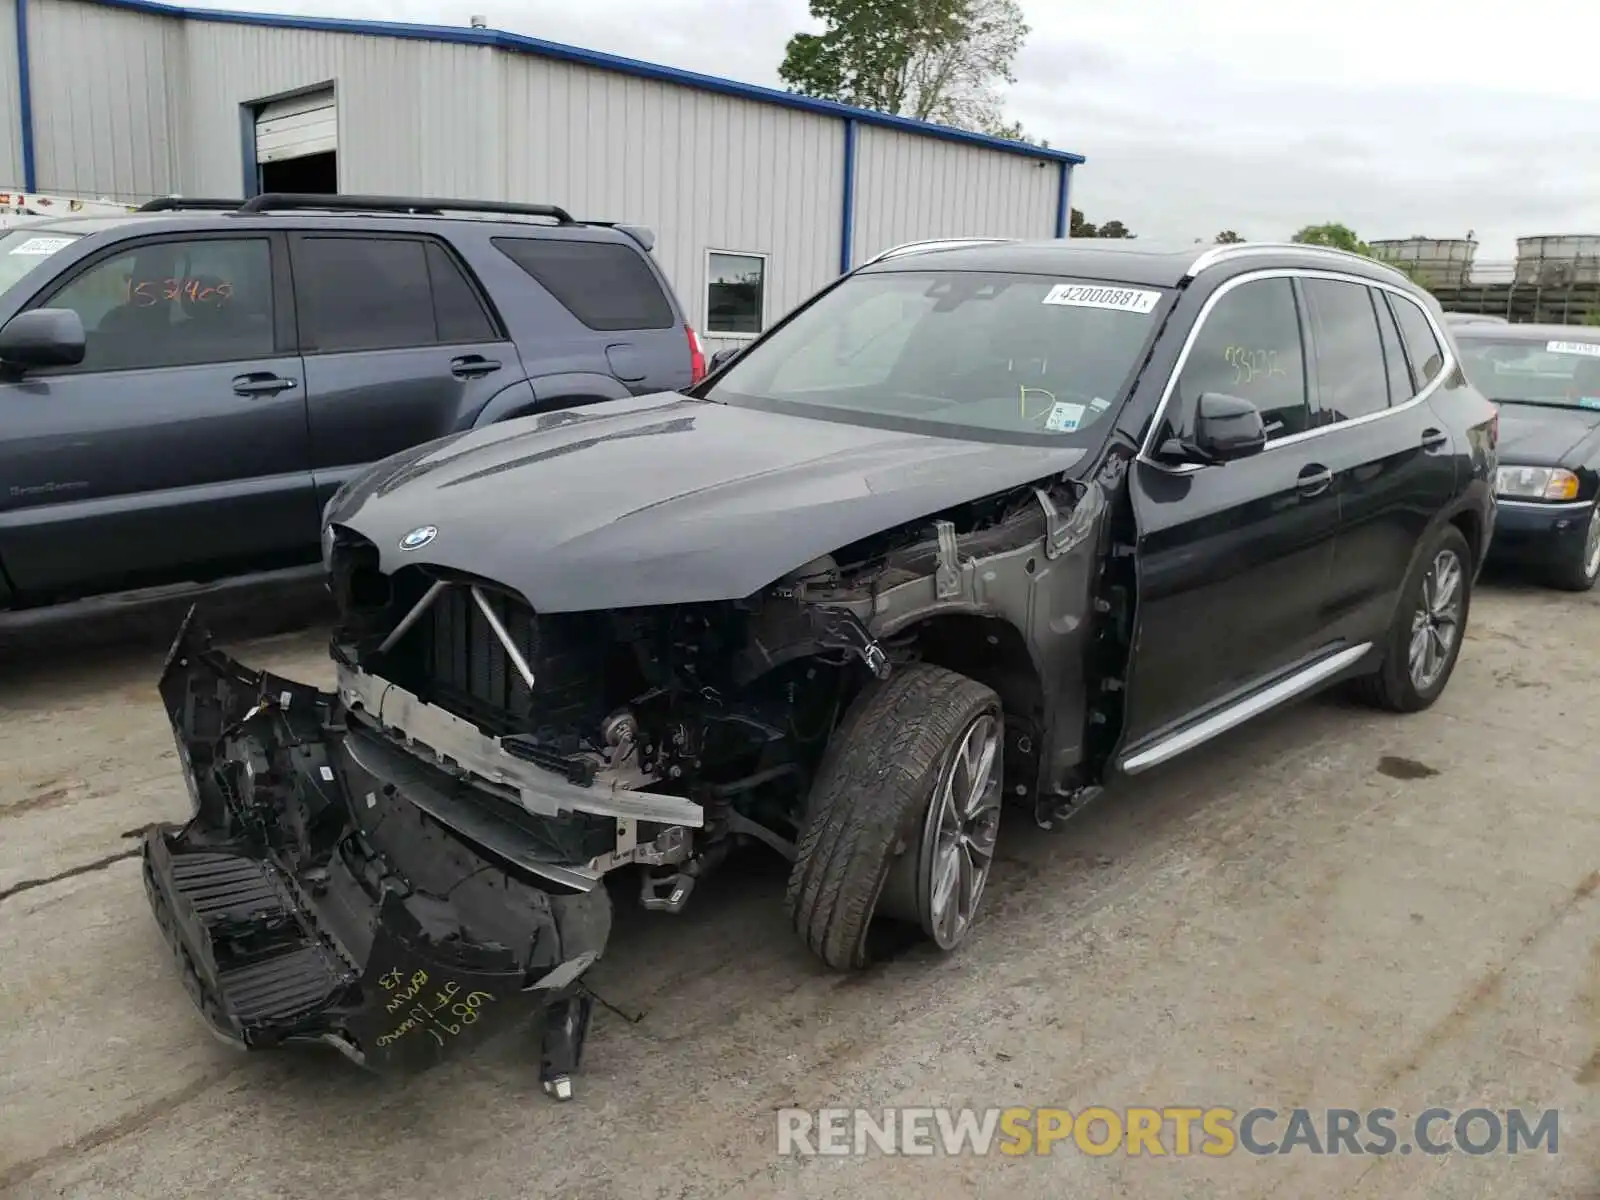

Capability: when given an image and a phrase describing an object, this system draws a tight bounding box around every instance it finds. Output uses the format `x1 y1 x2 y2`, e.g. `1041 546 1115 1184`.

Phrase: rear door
1304 277 1457 644
1123 274 1340 744
288 233 523 511
0 231 315 598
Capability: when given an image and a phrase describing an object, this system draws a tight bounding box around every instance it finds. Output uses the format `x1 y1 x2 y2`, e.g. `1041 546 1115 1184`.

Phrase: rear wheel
1351 524 1472 713
1548 502 1600 592
786 664 1003 971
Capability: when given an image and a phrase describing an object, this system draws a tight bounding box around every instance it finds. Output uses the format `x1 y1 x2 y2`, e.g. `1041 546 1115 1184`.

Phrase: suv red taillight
687 325 706 384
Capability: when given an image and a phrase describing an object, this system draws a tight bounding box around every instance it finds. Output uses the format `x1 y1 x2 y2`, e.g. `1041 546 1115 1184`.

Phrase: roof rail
1186 240 1413 283
864 237 1014 266
135 197 247 212
233 193 578 224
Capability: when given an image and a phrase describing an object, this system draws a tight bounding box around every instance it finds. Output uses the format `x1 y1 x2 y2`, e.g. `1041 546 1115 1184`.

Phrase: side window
1301 277 1389 423
1373 290 1414 403
38 237 274 372
1173 277 1309 440
1387 294 1446 390
294 236 436 353
492 237 675 332
425 241 499 344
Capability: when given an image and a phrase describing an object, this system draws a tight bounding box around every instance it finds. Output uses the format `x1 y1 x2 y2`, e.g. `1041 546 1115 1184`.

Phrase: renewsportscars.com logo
776 1107 1561 1158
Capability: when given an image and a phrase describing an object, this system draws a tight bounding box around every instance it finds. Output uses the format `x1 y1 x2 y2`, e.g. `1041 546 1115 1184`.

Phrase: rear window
1456 334 1600 410
493 237 675 331
0 229 83 296
706 270 1168 446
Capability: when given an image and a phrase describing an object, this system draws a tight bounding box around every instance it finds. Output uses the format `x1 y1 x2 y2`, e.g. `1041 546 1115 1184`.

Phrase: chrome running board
1119 642 1372 775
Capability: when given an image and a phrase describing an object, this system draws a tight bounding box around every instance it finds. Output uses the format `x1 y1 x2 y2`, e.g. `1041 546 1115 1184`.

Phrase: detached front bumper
143 608 612 1082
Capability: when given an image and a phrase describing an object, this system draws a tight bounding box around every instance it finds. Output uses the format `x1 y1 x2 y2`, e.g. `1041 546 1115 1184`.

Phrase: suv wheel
1351 524 1473 713
1549 502 1600 592
786 663 1004 971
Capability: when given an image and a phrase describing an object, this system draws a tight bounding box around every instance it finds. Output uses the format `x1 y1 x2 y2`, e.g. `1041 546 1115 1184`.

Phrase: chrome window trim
1135 268 1456 474
1495 498 1591 512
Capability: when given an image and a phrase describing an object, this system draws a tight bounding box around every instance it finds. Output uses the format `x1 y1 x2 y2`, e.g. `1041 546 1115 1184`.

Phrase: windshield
0 229 82 296
1455 334 1600 410
704 270 1168 445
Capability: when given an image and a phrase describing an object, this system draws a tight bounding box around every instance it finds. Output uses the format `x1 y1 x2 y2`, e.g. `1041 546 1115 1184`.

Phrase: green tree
1215 230 1245 244
1290 222 1368 254
1068 209 1135 239
779 0 1029 134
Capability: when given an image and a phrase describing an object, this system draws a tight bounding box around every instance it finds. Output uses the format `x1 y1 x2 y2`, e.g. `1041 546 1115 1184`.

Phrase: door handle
1296 464 1333 497
1420 427 1449 451
450 355 502 379
232 373 298 397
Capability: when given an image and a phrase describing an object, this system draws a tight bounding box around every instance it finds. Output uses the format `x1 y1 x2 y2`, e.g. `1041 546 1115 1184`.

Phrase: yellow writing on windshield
1020 385 1057 419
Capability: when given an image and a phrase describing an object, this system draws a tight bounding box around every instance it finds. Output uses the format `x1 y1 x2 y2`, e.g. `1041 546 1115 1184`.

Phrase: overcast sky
201 0 1599 260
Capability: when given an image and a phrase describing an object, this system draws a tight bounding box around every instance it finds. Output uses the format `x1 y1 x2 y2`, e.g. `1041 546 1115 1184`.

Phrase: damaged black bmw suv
144 237 1498 1096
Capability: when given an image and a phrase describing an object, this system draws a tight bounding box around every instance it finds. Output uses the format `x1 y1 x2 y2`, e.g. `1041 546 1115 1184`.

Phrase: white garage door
255 90 337 163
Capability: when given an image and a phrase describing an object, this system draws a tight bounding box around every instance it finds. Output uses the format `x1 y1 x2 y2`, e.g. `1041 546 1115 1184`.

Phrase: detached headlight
1495 466 1580 501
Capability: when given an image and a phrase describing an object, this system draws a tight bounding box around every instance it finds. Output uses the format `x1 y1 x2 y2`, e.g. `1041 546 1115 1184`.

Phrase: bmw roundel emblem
399 525 438 551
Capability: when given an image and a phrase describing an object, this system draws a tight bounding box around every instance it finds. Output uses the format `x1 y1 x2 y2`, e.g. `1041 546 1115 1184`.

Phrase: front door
1122 274 1341 746
287 233 524 513
0 232 316 599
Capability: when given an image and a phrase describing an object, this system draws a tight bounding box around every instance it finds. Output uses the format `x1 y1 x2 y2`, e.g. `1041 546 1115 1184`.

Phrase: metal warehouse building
0 0 1083 346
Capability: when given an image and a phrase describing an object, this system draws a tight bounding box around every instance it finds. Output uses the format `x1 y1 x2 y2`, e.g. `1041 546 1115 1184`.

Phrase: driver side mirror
0 308 86 375
707 346 742 374
1160 392 1267 464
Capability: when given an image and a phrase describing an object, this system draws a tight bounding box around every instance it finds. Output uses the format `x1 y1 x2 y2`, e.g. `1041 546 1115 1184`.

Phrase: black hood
1494 403 1600 467
326 393 1086 612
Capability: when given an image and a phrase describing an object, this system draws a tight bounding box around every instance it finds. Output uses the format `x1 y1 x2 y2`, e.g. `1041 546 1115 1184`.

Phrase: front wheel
1351 524 1473 713
1548 502 1600 592
786 664 1004 971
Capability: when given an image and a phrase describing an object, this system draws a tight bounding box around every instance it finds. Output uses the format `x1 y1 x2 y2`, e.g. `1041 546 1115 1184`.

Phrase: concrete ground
1 578 1596 1199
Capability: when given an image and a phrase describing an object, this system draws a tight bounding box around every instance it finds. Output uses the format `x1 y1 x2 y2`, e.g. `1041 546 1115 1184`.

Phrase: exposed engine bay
325 475 1109 898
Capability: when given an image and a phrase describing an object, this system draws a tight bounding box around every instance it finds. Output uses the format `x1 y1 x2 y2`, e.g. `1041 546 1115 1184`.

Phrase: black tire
786 663 1002 972
1351 523 1473 713
1547 503 1600 593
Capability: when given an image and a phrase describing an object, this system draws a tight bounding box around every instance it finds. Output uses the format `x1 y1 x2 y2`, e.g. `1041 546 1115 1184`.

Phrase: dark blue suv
0 193 705 619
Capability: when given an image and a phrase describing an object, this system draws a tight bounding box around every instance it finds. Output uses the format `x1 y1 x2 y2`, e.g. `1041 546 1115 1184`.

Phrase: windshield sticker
1546 340 1600 358
1089 396 1111 412
8 236 75 256
1044 401 1086 433
1042 284 1161 314
1578 397 1600 411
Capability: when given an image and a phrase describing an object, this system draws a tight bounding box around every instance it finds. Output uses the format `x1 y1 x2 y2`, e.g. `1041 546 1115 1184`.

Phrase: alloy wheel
915 712 1003 950
1409 548 1464 693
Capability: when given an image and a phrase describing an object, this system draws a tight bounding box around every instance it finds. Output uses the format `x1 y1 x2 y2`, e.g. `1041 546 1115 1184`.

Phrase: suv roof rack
135 197 248 212
864 237 1014 266
234 193 577 224
1186 240 1413 284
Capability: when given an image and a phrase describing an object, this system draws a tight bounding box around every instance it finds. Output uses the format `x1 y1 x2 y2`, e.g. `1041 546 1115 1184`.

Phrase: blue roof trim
83 0 1086 166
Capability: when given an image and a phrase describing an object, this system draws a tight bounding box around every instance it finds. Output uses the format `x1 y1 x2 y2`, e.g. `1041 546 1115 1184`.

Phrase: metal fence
1422 257 1600 325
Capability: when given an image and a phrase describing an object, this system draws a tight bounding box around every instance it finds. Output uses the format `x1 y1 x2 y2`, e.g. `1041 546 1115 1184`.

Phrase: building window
707 251 766 336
